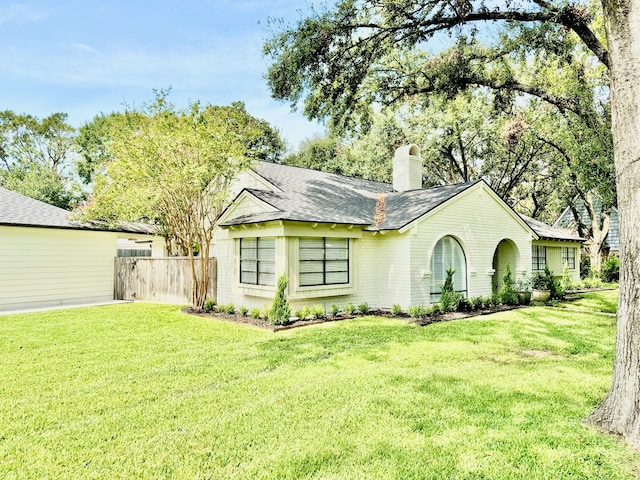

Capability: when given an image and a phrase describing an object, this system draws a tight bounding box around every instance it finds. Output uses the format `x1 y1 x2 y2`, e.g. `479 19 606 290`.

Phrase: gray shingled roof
221 162 582 240
0 187 157 234
220 162 480 230
521 214 584 242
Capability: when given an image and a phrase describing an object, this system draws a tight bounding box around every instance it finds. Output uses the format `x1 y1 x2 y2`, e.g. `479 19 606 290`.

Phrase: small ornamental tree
79 91 252 309
499 264 518 305
269 274 291 325
440 268 462 312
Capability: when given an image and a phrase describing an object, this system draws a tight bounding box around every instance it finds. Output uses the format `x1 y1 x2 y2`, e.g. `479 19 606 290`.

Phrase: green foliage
343 302 356 315
440 268 463 312
601 256 620 283
203 298 216 313
561 264 574 291
310 304 326 319
499 264 518 306
296 305 312 320
78 91 253 309
0 111 84 209
407 305 429 318
269 275 291 325
469 297 485 310
582 274 604 289
357 302 370 315
457 297 473 312
580 257 592 279
250 307 262 320
329 302 340 316
224 304 236 315
430 303 443 314
532 270 550 290
390 304 403 316
263 0 614 226
239 305 249 317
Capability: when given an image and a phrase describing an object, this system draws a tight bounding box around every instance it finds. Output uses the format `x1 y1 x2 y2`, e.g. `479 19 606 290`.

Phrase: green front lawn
1 297 638 479
560 288 619 314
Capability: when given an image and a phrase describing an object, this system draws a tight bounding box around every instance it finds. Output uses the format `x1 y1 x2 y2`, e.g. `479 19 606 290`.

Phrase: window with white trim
299 238 349 287
532 245 547 271
562 247 576 269
240 237 275 286
430 236 467 302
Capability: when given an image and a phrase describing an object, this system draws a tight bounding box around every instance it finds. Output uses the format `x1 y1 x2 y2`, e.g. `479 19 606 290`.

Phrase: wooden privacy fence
114 257 217 305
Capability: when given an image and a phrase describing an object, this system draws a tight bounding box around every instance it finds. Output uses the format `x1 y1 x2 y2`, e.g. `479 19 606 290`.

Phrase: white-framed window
430 236 467 302
532 245 547 271
240 237 275 286
562 247 576 269
299 238 349 287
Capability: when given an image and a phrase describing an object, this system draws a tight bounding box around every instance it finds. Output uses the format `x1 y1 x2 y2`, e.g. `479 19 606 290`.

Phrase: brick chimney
393 144 422 192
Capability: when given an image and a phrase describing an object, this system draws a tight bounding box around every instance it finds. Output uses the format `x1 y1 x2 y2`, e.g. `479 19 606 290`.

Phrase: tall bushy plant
440 268 462 312
543 265 563 300
601 256 620 283
268 274 291 325
499 264 518 305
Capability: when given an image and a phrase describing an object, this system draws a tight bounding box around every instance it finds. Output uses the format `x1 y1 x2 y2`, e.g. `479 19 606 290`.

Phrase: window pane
258 272 275 286
326 271 348 284
300 272 324 286
431 236 466 295
325 238 347 249
300 261 324 273
241 270 257 284
326 260 348 272
325 248 349 260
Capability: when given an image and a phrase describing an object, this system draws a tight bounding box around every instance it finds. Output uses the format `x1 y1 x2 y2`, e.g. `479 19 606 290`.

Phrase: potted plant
515 277 532 305
531 271 551 302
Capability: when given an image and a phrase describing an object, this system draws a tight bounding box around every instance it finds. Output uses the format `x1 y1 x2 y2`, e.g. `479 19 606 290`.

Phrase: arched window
430 236 467 302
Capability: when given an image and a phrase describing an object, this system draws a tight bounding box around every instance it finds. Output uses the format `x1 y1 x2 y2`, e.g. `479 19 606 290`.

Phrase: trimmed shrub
457 297 473 312
344 302 356 315
239 305 249 316
329 302 340 316
203 298 215 313
430 303 442 314
358 302 370 315
224 303 236 314
390 304 403 316
310 304 325 319
297 305 312 320
269 275 291 325
408 305 428 318
250 307 262 319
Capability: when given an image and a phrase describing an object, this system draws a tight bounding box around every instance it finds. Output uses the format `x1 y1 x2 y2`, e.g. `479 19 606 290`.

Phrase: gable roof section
0 187 156 234
220 162 393 227
377 180 480 231
521 214 584 242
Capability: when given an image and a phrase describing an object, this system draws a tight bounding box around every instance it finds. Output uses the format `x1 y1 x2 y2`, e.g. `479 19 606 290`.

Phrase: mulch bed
185 304 523 332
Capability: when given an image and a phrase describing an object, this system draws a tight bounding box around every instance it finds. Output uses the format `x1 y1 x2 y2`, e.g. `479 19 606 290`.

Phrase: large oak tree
264 0 640 447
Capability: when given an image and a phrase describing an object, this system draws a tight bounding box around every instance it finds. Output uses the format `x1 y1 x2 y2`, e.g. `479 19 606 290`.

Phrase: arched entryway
430 236 467 302
492 239 519 293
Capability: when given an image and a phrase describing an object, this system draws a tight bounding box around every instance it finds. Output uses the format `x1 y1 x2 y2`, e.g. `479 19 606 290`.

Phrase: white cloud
0 4 49 25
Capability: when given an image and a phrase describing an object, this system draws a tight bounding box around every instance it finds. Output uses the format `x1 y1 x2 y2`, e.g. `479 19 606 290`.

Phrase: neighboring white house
214 145 582 311
0 187 164 312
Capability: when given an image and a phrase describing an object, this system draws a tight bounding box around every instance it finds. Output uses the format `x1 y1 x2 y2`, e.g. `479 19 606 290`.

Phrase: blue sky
0 1 326 150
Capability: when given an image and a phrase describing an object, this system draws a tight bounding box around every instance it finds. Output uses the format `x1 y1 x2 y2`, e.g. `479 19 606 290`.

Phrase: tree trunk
585 192 611 275
587 0 640 448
